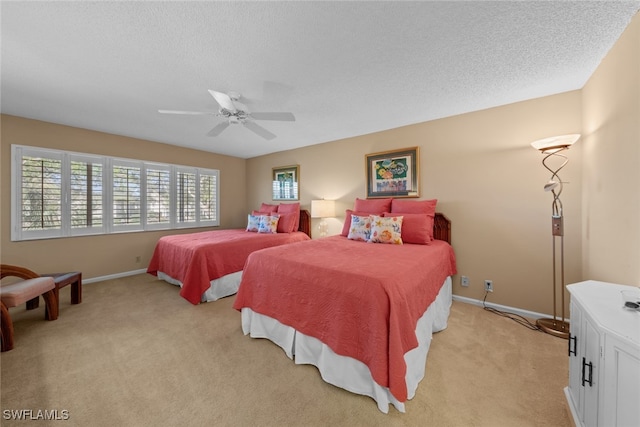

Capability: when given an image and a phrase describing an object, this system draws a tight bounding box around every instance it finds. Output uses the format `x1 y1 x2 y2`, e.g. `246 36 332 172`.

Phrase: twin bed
148 199 456 413
147 208 311 304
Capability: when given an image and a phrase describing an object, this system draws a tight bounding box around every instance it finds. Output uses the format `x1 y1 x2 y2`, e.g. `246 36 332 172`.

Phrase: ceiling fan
159 90 295 140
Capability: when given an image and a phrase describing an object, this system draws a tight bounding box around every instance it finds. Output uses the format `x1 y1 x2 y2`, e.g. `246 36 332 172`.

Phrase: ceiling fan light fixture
160 89 295 139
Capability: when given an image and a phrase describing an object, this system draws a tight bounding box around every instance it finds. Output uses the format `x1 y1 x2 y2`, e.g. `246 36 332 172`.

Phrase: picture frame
272 165 299 201
365 147 419 198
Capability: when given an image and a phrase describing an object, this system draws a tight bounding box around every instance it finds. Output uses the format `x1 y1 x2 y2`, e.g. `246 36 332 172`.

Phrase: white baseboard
452 294 561 322
82 268 148 284
82 272 564 323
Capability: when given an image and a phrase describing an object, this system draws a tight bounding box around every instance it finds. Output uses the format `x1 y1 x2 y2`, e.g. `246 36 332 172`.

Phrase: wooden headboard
299 209 311 237
433 212 451 244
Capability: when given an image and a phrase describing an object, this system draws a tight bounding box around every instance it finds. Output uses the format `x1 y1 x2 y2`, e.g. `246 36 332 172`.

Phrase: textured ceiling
2 1 639 159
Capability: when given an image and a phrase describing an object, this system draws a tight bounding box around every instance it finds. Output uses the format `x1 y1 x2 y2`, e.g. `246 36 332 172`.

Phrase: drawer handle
581 357 594 387
568 334 577 356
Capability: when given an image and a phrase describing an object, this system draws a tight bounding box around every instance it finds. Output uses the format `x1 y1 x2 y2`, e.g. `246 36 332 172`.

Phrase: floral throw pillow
347 214 372 242
258 215 280 233
246 214 262 232
369 215 403 244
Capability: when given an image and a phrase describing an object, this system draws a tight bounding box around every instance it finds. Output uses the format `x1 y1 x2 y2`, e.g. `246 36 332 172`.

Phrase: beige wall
582 12 640 286
0 115 247 279
247 92 583 315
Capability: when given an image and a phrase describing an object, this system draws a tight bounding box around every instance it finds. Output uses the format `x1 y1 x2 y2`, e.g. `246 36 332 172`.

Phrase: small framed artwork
272 165 299 200
365 147 419 198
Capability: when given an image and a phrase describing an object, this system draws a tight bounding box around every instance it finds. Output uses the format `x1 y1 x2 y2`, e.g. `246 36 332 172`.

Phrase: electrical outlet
135 256 141 263
484 280 493 292
461 276 469 287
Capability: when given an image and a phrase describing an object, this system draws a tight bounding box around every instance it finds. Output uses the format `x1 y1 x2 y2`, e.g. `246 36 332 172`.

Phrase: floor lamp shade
311 200 335 237
531 133 580 339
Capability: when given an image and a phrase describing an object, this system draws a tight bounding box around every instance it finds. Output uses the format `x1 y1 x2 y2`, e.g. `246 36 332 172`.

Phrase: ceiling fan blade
207 121 230 137
250 112 296 121
208 90 237 113
158 109 215 115
243 121 276 140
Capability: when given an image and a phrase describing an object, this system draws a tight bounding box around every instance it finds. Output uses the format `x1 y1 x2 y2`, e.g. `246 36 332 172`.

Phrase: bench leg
43 289 59 321
1 301 14 352
71 279 82 304
26 296 40 310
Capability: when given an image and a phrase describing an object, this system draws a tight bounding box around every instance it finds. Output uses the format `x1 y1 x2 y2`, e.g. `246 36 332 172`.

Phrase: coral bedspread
233 236 457 402
147 230 310 304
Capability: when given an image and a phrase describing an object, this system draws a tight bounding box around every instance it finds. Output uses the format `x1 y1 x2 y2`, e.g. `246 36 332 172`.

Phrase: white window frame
68 153 107 237
144 163 173 231
11 145 220 241
111 158 143 233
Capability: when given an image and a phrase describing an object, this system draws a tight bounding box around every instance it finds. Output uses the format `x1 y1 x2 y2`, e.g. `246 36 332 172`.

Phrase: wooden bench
27 272 82 311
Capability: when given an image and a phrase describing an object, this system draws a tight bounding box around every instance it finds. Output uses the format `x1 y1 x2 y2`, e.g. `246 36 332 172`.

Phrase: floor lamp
530 134 580 339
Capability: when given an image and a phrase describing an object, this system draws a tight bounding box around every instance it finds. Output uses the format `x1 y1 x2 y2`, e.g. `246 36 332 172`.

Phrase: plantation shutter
199 172 218 223
146 166 171 227
69 156 105 234
112 161 142 230
20 154 62 233
176 170 196 225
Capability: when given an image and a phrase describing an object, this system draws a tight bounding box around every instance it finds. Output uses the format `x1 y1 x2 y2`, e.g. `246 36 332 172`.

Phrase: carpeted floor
1 273 571 426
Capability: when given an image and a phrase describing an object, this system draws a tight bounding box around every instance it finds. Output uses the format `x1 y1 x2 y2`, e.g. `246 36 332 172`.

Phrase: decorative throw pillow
259 203 279 213
341 209 375 236
368 215 403 244
354 197 392 214
383 212 430 244
390 198 437 215
257 215 280 233
347 214 372 242
252 210 275 216
276 211 297 233
253 209 293 232
246 214 263 232
277 202 300 231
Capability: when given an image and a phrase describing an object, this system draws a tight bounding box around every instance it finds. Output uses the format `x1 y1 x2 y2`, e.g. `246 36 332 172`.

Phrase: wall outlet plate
461 276 469 287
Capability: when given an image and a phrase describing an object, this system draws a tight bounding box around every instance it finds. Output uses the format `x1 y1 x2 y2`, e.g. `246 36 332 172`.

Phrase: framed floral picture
365 147 419 198
272 165 299 200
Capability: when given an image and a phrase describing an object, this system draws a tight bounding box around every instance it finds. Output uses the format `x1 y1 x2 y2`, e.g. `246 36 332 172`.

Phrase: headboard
298 209 311 237
433 212 451 244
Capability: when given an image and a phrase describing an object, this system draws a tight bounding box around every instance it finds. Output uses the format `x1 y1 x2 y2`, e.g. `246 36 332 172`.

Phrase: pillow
390 198 437 215
354 198 392 214
258 215 280 234
368 215 403 245
383 212 432 244
277 202 300 213
259 203 279 213
252 210 274 215
347 214 372 242
341 209 375 236
277 203 300 231
246 214 263 232
275 211 297 233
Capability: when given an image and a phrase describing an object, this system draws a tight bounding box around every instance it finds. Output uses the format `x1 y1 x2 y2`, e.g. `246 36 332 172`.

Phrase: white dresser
565 281 640 427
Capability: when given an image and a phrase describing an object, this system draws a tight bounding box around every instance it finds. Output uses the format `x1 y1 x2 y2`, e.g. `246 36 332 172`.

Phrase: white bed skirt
157 270 242 302
240 276 452 413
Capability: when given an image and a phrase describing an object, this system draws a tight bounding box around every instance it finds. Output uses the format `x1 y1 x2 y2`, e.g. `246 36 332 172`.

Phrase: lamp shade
311 199 335 218
530 134 580 153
